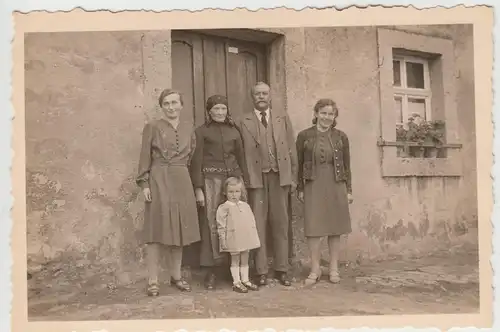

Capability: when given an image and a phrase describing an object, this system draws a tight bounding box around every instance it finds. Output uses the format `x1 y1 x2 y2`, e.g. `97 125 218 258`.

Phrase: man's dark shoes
256 274 268 286
276 272 291 286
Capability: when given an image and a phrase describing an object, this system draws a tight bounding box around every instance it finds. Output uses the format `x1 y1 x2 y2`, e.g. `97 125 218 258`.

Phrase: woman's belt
202 167 239 174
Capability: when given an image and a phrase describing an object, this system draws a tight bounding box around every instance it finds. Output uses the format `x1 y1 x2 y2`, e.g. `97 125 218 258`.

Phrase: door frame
172 28 287 121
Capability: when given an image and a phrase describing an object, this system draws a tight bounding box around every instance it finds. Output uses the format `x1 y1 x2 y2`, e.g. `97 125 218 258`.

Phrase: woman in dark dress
136 89 201 296
296 98 353 286
190 95 249 290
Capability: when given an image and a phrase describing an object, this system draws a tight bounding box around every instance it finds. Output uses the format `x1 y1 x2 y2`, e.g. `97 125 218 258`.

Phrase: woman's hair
205 94 235 126
158 89 184 107
312 98 339 127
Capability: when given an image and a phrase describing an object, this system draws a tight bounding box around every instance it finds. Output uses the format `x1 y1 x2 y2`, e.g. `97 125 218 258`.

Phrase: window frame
393 54 432 123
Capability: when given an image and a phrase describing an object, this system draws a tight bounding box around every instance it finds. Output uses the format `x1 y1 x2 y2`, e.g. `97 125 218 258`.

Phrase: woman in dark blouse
136 89 200 296
296 98 353 286
190 94 249 290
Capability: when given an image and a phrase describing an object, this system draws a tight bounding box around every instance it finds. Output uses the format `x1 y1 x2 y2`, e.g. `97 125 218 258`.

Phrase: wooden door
172 30 267 126
172 31 298 270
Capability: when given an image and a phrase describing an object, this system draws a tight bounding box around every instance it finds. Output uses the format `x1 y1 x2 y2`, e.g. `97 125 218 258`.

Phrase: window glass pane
406 61 425 89
408 97 426 121
394 95 403 123
393 60 401 86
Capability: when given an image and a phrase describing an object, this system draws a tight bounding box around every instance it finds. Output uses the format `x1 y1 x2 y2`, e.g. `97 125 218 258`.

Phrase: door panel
171 31 205 127
171 40 195 124
172 30 267 126
225 40 267 119
202 39 227 99
227 50 258 118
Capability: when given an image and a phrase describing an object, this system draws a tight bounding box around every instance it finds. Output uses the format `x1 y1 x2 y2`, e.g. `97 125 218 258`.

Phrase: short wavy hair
312 98 339 127
158 88 184 107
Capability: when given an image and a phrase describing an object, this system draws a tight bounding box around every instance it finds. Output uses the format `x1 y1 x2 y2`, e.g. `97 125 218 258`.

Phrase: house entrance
172 29 293 271
172 30 268 268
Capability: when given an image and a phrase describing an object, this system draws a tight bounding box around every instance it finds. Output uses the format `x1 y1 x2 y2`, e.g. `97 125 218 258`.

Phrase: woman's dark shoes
232 282 248 293
147 281 160 296
170 277 192 292
329 270 341 284
304 272 321 286
256 274 268 286
276 272 292 286
242 280 259 291
204 272 217 290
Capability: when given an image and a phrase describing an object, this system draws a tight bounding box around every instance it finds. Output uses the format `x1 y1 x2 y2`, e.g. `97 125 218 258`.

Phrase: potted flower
426 120 446 158
405 114 427 158
396 123 410 157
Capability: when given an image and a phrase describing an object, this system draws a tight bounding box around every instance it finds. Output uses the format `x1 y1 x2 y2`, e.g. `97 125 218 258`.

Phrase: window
392 54 444 159
376 28 462 177
392 55 432 124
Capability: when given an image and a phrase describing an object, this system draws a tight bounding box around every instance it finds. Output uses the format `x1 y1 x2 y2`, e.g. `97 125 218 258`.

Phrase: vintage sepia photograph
11 5 493 332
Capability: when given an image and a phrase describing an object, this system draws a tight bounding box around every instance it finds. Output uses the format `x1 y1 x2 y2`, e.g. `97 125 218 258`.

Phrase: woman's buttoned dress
136 119 201 247
304 130 352 237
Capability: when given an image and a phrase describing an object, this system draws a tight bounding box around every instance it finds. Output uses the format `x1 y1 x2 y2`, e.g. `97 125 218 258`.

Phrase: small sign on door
228 46 239 54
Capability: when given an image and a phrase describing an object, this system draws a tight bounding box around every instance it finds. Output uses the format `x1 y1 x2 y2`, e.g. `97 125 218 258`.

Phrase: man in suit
236 81 297 286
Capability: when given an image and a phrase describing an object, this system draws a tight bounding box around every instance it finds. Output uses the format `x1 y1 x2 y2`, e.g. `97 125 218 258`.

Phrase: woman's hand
347 193 353 204
297 190 304 203
143 188 152 202
195 188 205 207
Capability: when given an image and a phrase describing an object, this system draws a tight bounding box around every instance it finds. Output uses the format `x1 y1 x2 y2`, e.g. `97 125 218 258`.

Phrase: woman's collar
207 120 226 126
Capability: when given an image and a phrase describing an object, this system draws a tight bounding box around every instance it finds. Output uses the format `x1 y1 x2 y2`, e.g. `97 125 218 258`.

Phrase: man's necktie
260 110 268 128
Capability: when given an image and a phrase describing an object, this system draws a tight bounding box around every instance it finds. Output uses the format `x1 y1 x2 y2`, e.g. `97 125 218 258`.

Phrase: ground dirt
28 245 479 321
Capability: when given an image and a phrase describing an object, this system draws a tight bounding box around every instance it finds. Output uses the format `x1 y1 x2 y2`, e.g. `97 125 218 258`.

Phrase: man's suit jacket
236 109 297 189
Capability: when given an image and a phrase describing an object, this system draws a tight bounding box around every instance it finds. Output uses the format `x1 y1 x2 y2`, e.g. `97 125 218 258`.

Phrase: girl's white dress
216 200 261 253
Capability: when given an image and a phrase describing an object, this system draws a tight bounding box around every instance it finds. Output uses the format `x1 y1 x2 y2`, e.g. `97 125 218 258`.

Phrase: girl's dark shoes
242 280 259 291
170 277 192 292
232 282 248 293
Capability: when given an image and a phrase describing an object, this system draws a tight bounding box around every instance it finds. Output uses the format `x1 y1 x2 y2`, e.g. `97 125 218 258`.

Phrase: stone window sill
378 139 462 177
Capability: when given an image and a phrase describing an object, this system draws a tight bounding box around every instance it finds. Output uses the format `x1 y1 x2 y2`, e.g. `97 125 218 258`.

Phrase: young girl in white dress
216 177 261 293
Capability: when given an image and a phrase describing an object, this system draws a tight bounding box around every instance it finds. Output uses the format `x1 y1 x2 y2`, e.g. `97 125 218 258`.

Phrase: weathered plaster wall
25 26 477 281
278 25 477 261
25 30 172 282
